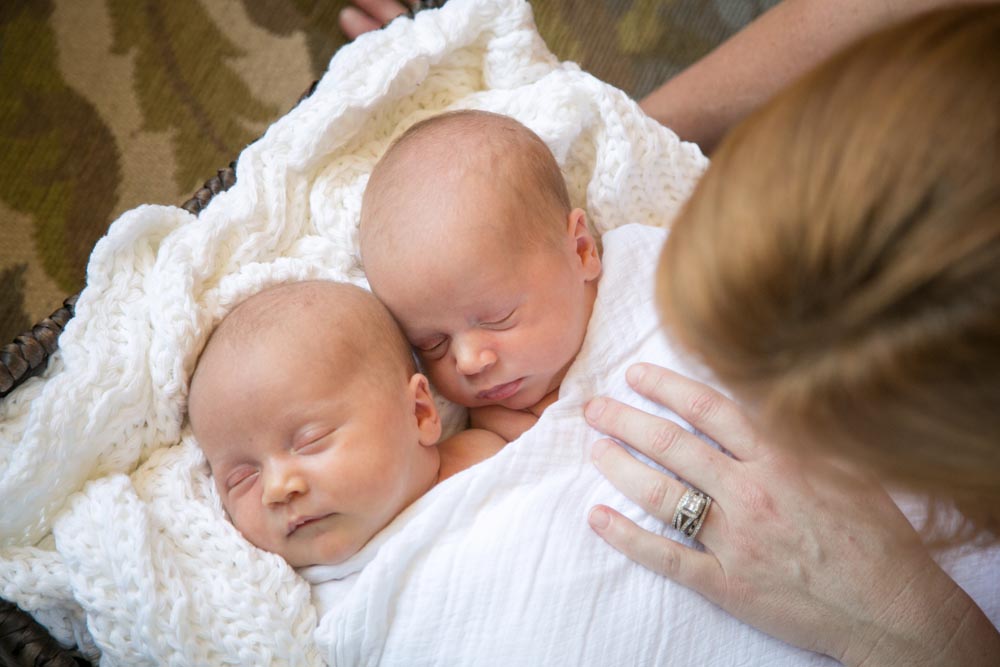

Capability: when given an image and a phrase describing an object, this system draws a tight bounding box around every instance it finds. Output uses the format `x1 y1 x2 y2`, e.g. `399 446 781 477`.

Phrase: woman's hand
339 0 412 40
585 362 1000 666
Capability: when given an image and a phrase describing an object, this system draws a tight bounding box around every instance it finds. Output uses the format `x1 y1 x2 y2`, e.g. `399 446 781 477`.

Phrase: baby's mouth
287 514 328 536
476 378 524 402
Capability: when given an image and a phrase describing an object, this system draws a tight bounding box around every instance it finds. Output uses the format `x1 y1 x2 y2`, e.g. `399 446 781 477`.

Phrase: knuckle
643 477 673 515
738 480 777 519
648 423 683 460
727 528 761 562
687 389 722 424
654 543 681 577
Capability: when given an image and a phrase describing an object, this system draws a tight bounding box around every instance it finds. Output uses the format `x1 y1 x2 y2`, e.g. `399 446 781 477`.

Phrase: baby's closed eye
225 466 258 491
293 430 335 454
480 309 516 329
415 336 449 359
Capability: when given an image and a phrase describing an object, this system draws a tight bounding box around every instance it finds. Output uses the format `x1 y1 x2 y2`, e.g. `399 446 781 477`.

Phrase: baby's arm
470 406 538 443
437 428 505 482
469 389 560 443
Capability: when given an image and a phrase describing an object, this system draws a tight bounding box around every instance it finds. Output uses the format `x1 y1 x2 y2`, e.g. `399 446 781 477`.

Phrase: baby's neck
525 388 559 417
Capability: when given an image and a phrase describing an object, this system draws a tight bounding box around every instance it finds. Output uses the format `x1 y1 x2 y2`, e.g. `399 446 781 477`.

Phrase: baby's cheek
221 500 242 529
213 482 233 516
425 363 458 391
222 498 256 535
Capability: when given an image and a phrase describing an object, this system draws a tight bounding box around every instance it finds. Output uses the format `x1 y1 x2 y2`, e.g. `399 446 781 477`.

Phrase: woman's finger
624 363 762 460
590 438 723 537
351 0 412 23
339 8 385 39
588 504 723 598
339 0 411 40
585 396 735 494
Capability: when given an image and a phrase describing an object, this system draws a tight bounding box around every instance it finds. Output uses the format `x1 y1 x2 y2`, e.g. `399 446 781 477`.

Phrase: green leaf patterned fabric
0 0 778 343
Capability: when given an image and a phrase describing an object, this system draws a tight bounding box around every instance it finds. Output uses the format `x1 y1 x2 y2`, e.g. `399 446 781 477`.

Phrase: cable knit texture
0 1 706 663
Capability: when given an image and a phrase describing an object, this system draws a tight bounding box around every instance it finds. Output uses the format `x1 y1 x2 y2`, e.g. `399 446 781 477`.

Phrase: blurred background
0 0 780 343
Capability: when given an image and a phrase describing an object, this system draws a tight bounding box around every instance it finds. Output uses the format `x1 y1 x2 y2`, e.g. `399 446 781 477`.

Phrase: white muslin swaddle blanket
1 0 997 664
301 223 1000 666
301 223 837 666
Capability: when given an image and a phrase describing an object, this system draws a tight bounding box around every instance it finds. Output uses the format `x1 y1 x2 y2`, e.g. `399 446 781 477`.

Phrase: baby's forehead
362 112 569 262
198 284 374 374
376 115 545 191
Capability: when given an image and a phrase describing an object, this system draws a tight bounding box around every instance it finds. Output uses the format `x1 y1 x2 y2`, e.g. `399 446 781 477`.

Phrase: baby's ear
566 208 602 281
409 373 442 446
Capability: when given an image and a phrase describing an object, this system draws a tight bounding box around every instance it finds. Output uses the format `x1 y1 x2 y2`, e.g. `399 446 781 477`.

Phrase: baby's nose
454 336 497 376
261 461 307 505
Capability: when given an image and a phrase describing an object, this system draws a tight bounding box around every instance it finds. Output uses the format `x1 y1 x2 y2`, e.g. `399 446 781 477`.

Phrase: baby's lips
476 378 523 401
287 514 325 536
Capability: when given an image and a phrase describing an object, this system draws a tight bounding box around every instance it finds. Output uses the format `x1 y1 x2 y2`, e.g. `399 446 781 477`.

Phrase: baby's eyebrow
204 450 241 475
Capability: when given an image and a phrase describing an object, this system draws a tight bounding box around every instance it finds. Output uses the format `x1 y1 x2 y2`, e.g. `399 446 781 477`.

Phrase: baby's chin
284 539 364 569
258 522 371 569
497 391 545 411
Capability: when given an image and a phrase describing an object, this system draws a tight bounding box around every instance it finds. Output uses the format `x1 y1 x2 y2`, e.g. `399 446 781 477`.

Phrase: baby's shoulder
437 427 506 482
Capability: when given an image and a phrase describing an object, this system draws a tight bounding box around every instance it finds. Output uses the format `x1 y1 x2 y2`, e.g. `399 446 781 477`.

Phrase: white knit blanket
0 0 708 663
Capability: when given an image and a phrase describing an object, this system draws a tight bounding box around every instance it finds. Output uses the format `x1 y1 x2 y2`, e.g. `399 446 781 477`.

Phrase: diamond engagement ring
672 488 712 540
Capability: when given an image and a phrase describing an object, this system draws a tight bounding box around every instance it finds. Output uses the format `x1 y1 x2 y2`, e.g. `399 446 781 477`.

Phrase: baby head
188 281 442 567
360 110 602 411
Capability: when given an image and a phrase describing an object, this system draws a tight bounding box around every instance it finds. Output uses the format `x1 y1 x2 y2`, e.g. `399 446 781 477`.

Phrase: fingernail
627 364 645 385
585 398 605 422
591 439 609 461
588 507 611 531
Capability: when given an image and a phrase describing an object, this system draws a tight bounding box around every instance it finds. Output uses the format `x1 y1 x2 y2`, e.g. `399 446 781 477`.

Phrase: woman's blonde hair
658 6 1000 541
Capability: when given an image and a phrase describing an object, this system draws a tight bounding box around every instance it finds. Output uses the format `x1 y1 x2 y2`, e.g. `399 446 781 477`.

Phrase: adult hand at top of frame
339 0 412 40
584 363 1000 667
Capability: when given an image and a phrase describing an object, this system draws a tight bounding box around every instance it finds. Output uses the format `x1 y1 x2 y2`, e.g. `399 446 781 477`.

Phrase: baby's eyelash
417 337 447 352
294 432 332 454
226 467 257 491
483 309 515 326
415 337 449 360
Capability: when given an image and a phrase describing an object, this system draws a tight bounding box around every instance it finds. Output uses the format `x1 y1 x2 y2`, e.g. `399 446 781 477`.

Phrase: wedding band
672 488 712 540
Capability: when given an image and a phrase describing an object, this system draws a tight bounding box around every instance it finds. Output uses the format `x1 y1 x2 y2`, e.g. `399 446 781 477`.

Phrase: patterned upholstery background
0 0 779 345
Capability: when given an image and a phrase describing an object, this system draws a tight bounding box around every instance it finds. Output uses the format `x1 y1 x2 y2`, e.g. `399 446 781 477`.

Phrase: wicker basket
0 599 89 667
